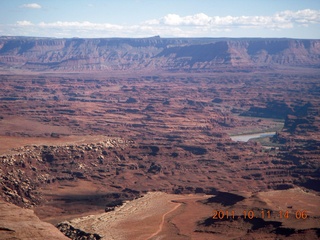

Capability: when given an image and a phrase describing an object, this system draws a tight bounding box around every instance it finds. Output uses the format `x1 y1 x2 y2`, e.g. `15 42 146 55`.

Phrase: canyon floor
0 68 319 239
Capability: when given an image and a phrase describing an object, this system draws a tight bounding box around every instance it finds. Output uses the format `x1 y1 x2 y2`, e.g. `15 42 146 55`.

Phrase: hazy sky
1 0 320 38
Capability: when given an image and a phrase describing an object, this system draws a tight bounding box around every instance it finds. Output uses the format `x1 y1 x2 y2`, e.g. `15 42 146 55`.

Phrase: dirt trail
146 202 182 240
146 194 209 239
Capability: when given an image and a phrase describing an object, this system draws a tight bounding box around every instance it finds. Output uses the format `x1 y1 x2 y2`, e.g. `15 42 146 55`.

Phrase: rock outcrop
0 199 69 240
57 222 102 240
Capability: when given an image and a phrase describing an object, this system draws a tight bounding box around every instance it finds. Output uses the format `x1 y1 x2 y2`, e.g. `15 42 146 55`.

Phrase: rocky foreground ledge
0 199 69 240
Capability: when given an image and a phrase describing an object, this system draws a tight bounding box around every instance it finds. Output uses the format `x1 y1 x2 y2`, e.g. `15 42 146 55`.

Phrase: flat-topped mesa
0 37 319 71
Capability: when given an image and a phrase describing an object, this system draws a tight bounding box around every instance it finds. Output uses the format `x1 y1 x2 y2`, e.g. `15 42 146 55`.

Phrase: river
230 132 276 142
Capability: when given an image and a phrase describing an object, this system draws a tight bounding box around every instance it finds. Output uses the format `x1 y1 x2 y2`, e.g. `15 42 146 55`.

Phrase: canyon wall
0 36 319 71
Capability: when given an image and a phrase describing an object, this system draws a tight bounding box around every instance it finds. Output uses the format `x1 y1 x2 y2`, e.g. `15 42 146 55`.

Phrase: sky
0 0 320 39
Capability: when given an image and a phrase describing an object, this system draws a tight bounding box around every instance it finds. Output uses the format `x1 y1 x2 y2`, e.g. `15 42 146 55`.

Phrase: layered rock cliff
0 36 319 71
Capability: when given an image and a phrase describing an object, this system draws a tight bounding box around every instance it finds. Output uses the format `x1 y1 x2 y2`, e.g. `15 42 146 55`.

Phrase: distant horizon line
1 35 319 40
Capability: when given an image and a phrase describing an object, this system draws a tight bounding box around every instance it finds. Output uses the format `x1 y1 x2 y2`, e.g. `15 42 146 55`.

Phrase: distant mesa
0 36 319 72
